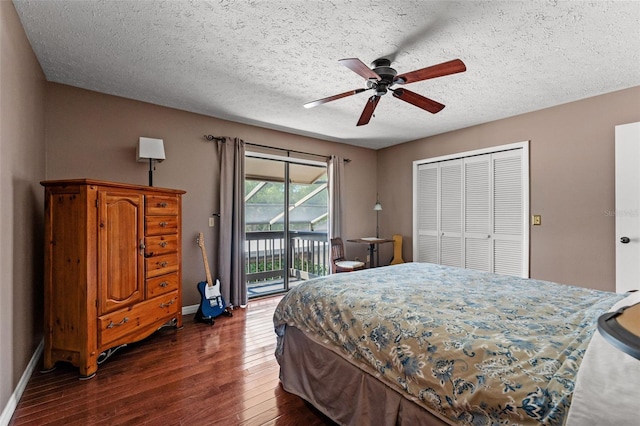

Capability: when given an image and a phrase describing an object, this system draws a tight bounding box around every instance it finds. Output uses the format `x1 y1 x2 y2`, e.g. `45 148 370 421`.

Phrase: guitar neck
198 233 214 287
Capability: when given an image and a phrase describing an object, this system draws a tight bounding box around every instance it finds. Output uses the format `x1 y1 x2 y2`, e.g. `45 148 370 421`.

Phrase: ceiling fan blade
304 88 368 108
339 58 381 81
382 11 448 63
357 95 381 126
394 59 466 85
392 88 445 114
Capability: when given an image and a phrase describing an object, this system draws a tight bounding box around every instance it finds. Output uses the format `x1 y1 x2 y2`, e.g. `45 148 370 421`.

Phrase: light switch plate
209 217 215 227
532 215 542 226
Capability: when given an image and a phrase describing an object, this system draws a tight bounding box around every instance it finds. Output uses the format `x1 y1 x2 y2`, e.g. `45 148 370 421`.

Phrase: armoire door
98 191 145 314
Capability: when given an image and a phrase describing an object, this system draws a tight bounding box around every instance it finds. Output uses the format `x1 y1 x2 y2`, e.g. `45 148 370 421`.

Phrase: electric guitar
196 232 229 323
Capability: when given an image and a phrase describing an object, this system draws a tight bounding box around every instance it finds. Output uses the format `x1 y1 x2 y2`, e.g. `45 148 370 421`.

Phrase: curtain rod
204 135 350 163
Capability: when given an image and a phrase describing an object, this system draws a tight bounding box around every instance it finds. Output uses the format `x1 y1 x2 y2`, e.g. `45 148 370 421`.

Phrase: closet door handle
621 236 631 244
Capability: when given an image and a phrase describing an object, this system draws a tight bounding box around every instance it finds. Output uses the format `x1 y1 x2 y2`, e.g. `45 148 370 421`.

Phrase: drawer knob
159 281 169 287
158 202 168 208
106 317 129 328
160 241 168 247
159 222 168 227
158 261 169 267
160 299 175 308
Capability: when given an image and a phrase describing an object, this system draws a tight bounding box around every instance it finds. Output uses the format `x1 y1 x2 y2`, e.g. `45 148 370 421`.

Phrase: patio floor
247 277 304 298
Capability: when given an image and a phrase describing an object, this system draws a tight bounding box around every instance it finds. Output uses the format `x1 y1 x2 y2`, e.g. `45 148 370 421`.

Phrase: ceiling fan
304 57 466 126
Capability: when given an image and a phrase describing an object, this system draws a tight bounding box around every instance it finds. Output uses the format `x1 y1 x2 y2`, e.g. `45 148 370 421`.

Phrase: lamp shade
373 194 382 211
137 137 165 162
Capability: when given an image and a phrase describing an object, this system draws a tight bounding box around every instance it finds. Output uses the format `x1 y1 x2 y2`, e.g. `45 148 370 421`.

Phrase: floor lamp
137 137 165 186
373 194 382 238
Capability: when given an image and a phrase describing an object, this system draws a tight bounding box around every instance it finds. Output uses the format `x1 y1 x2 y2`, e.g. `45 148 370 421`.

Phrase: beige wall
44 83 378 307
0 0 46 418
377 86 640 292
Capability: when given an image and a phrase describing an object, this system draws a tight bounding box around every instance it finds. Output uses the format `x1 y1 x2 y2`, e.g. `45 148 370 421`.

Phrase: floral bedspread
273 262 625 426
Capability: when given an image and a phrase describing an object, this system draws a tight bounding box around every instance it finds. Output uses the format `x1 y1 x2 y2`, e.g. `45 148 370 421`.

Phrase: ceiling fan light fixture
375 84 388 96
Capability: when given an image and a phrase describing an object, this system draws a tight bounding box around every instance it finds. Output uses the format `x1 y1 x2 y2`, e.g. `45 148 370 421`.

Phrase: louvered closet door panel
416 164 438 263
494 240 522 276
418 235 438 263
441 237 462 266
464 156 491 271
440 160 462 267
492 150 524 276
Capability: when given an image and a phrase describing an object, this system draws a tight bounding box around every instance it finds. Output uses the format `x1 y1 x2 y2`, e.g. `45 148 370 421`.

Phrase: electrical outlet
209 217 215 227
532 215 542 226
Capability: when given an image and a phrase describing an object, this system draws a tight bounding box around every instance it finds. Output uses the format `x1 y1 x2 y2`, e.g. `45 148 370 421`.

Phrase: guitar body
196 232 232 325
196 280 227 319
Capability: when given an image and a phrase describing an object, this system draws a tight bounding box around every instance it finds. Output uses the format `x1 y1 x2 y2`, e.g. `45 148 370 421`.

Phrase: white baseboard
0 339 43 426
1 306 198 426
182 304 199 315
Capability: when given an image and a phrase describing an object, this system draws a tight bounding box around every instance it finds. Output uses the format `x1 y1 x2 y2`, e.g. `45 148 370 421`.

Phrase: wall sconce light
137 137 165 186
373 194 382 238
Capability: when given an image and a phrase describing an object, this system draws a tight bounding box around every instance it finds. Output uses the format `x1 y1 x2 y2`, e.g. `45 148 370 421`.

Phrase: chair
330 237 365 273
389 234 405 265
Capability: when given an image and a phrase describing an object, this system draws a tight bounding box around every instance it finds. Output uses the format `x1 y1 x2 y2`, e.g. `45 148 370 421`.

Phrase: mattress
273 262 627 425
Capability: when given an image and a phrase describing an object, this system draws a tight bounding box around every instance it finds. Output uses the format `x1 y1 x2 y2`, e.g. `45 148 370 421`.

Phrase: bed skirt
278 326 451 426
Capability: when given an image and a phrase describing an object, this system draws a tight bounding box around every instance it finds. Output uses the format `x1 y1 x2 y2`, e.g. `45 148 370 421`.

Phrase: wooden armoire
41 179 186 378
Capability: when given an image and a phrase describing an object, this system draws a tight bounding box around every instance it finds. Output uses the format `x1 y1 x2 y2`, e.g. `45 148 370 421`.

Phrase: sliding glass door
244 154 329 298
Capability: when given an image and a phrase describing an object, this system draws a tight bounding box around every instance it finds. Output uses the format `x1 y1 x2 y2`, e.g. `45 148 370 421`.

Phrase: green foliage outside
245 180 328 206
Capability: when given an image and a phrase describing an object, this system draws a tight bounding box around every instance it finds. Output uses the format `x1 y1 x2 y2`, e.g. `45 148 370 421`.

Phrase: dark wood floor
10 296 336 426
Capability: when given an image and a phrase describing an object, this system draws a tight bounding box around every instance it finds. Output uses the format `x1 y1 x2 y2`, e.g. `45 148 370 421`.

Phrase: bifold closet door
464 155 491 272
415 163 438 264
415 148 525 277
491 150 525 276
415 160 463 267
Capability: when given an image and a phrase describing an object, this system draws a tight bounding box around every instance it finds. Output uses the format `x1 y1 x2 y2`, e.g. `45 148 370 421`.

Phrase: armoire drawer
98 291 179 349
144 234 178 256
146 272 179 298
146 195 179 216
145 253 179 278
145 215 178 236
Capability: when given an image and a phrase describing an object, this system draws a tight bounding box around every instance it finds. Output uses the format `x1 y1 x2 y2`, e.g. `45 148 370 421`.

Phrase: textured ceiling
12 0 640 150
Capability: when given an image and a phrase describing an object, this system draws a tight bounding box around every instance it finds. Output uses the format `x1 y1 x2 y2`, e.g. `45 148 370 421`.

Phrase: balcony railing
245 231 329 294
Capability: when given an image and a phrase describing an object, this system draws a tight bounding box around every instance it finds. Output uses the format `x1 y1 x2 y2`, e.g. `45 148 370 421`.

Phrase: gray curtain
217 137 247 307
328 155 345 242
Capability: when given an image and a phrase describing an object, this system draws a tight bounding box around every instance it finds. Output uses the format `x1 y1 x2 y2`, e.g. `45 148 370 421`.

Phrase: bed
273 262 638 426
